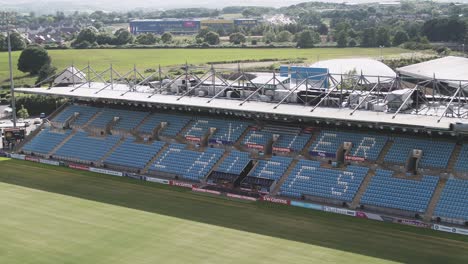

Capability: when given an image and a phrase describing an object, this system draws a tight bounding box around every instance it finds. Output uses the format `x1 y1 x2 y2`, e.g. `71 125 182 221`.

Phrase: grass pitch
0 47 409 86
0 158 467 264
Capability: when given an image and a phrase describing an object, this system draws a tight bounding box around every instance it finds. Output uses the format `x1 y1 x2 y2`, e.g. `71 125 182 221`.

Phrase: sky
1 0 466 13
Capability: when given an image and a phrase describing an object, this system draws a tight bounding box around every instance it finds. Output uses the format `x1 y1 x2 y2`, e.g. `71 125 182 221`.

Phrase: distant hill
1 0 467 14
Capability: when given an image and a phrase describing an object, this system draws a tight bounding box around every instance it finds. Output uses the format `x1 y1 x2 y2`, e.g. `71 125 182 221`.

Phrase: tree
161 32 173 43
229 32 246 44
17 105 29 119
75 27 98 45
0 34 5 51
276 31 293 42
114 29 133 45
36 64 57 85
336 31 348 47
17 45 51 75
393 30 409 46
376 27 391 47
296 30 320 48
204 31 220 45
318 23 329 35
263 31 276 43
197 28 210 39
361 28 376 47
136 33 157 45
8 32 26 51
348 38 357 47
96 33 114 45
74 40 93 49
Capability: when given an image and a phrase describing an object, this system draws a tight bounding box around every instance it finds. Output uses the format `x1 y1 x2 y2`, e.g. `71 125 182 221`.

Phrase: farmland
0 47 411 86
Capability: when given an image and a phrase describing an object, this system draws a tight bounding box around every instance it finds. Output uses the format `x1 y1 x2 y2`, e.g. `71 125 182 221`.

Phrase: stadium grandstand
10 61 468 228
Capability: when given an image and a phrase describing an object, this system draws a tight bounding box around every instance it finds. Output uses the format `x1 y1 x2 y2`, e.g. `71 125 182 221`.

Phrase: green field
0 158 467 264
0 48 410 86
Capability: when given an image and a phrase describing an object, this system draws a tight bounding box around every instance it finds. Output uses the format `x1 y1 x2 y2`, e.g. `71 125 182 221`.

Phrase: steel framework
32 64 468 122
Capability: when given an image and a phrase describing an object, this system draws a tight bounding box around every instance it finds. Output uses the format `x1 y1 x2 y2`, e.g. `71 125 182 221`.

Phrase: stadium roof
15 83 464 131
310 58 396 82
397 56 468 88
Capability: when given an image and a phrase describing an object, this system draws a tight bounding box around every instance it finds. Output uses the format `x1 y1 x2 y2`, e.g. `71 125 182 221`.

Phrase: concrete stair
133 113 154 132
141 143 169 174
175 120 195 143
46 102 69 121
376 139 394 164
47 129 78 157
15 123 47 152
350 169 376 209
447 144 462 172
233 125 252 151
83 110 102 128
203 150 231 181
301 130 320 157
271 159 299 195
99 137 126 165
423 178 447 222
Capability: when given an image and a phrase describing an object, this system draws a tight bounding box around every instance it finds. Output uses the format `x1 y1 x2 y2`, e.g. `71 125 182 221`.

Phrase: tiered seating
22 128 71 155
89 108 147 130
243 125 311 152
215 151 251 175
138 113 191 136
150 144 224 181
280 160 368 202
384 137 455 168
361 169 439 212
104 137 165 169
434 178 468 221
311 130 388 160
54 131 120 163
52 105 99 126
248 156 293 181
454 145 468 172
185 118 249 143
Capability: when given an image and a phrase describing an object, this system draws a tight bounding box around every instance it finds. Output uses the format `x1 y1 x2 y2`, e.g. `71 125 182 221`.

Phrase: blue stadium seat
434 178 468 221
104 137 165 169
22 128 72 155
310 130 388 160
138 113 191 137
243 125 311 152
54 131 121 162
454 145 468 172
185 117 250 143
89 108 148 131
215 151 251 175
248 156 293 181
361 169 439 212
280 160 369 202
52 105 99 126
385 137 455 168
149 144 224 181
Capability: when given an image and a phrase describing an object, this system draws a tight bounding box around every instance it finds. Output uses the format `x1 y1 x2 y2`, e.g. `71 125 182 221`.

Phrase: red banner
25 156 40 163
192 187 221 195
345 155 366 162
170 180 195 189
185 136 201 142
247 143 264 150
261 196 291 205
273 147 292 153
69 164 90 171
227 193 258 201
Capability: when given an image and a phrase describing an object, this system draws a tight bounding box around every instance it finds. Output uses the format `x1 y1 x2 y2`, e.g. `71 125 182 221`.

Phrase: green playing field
0 158 467 264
